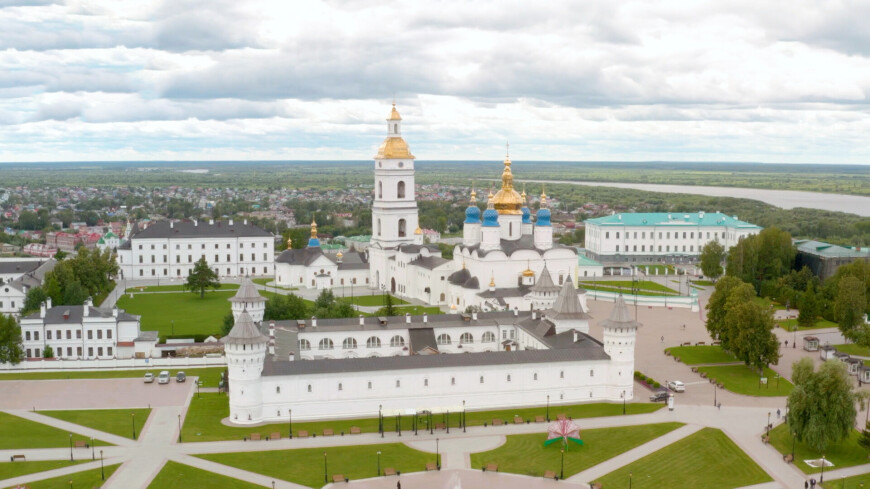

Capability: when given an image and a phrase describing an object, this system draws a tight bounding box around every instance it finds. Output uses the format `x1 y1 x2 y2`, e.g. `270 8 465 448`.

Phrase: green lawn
665 346 738 365
341 294 409 307
196 443 432 488
39 408 151 440
147 461 263 489
638 265 675 274
388 306 442 316
768 424 869 474
470 422 684 478
822 473 870 489
580 280 679 294
0 460 87 480
126 284 239 293
594 428 772 489
777 318 839 331
116 290 236 336
697 365 794 397
753 296 784 310
0 367 227 388
252 278 298 290
182 393 663 442
691 280 715 286
2 463 120 489
832 344 870 357
0 412 110 449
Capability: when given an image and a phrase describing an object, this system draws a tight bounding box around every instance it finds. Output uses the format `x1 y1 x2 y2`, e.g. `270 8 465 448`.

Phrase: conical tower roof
531 265 560 293
547 276 590 320
230 276 266 303
223 309 268 345
598 294 641 329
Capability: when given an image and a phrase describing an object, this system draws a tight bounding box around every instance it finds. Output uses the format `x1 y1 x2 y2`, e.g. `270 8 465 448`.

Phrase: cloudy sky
2 0 869 163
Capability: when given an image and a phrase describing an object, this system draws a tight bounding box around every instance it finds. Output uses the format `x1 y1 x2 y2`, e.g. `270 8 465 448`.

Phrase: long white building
117 219 274 280
584 211 761 263
0 258 56 317
223 280 638 423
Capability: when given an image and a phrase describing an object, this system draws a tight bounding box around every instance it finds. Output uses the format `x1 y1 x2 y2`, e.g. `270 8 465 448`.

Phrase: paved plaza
1 289 869 489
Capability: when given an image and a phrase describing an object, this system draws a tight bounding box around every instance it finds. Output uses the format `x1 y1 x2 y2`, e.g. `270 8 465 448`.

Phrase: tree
700 241 725 280
835 276 868 346
706 276 779 370
186 257 221 298
221 312 234 336
859 421 870 454
0 314 23 365
787 358 856 453
43 345 54 359
21 286 48 316
705 276 745 347
798 283 820 328
726 227 795 290
263 294 309 321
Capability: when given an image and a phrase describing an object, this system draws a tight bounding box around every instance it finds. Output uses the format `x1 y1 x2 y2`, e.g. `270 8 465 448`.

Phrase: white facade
0 259 56 317
584 212 762 262
117 219 273 280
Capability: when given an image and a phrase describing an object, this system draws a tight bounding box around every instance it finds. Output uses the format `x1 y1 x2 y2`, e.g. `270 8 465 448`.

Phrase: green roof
320 243 346 250
794 240 870 258
577 254 603 267
103 231 117 239
346 235 372 242
586 212 760 229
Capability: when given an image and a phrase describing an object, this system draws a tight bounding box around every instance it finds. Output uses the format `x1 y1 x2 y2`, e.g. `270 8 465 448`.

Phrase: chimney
40 301 46 318
170 221 174 229
194 219 198 227
83 299 90 316
311 316 317 328
405 313 411 324
269 339 275 356
532 311 537 320
229 219 234 226
46 297 52 309
423 313 428 323
112 306 118 318
209 219 214 225
244 219 248 225
288 351 295 362
573 330 579 342
359 315 365 326
513 308 518 317
472 311 477 321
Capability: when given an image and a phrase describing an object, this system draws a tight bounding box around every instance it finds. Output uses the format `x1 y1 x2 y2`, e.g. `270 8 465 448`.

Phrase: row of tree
22 248 119 315
221 290 358 335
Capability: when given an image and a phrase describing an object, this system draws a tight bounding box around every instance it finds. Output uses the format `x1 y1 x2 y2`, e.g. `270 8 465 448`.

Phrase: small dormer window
560 371 564 379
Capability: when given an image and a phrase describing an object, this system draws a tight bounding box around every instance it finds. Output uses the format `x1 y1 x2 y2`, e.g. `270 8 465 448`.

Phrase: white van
157 371 170 384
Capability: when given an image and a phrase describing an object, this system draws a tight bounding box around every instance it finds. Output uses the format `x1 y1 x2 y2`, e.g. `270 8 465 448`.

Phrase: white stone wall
19 314 142 360
585 222 761 258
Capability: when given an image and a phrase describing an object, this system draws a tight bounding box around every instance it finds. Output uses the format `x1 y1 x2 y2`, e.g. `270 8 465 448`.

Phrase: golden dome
540 186 548 207
492 155 523 215
375 137 415 159
388 103 402 121
522 268 535 277
310 219 318 239
286 237 293 248
489 277 495 287
336 251 343 258
414 226 423 235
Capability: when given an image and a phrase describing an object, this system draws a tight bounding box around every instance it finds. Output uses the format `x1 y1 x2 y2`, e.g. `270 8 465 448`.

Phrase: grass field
387 306 442 316
637 265 675 274
777 318 839 331
252 278 298 290
822 473 870 489
691 280 715 286
341 294 409 307
470 422 684 478
116 290 235 336
196 443 432 488
752 296 784 310
0 460 86 480
126 284 239 293
580 280 678 294
593 428 772 489
768 424 869 474
0 367 226 387
39 408 151 440
832 344 870 357
665 346 738 365
182 393 663 442
0 411 110 449
147 461 263 489
696 365 793 397
2 463 120 489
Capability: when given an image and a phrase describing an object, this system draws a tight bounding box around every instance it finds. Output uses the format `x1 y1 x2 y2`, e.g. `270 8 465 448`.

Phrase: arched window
342 338 357 349
318 338 334 350
507 374 511 382
393 123 398 133
460 333 473 344
398 219 406 237
299 339 311 351
482 331 496 343
424 378 428 387
307 384 312 392
390 335 405 347
378 180 383 199
338 383 343 391
533 373 538 381
439 293 445 301
367 336 381 348
480 376 484 384
437 334 451 345
397 181 405 199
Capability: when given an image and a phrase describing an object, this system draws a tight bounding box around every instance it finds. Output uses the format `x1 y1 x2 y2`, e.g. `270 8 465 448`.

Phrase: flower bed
634 371 662 390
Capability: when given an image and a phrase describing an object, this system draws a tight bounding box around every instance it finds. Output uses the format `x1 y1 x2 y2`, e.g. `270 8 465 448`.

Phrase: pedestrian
785 340 788 348
661 335 664 343
776 408 781 419
804 481 808 489
397 481 401 489
717 402 721 410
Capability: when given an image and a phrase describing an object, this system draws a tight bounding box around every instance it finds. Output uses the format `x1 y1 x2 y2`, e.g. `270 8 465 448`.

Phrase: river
524 180 870 217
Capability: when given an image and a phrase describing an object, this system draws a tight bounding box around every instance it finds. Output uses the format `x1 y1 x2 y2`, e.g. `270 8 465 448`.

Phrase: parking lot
0 377 193 410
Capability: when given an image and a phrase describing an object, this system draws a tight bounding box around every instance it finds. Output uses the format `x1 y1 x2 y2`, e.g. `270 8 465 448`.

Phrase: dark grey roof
263 346 609 377
408 328 438 354
132 220 271 240
398 244 439 254
337 252 369 270
23 305 139 324
531 266 560 293
462 276 480 290
135 331 159 342
272 310 524 333
230 276 265 303
547 277 591 320
0 260 43 276
411 256 450 270
448 268 471 285
477 286 529 298
276 247 327 266
598 295 641 329
118 240 132 250
223 310 268 345
460 235 576 258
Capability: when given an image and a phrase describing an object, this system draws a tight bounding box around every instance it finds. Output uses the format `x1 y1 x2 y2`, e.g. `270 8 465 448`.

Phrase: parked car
176 372 186 383
668 380 686 392
143 373 154 383
649 390 669 402
157 371 170 384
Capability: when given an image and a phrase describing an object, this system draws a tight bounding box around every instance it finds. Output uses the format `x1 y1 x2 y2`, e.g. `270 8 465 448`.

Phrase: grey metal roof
0 260 43 276
223 310 269 345
477 286 529 298
531 265 559 293
462 276 480 290
132 220 271 240
230 276 265 303
135 331 159 342
598 295 641 329
272 310 524 333
263 345 609 377
448 268 471 285
460 236 576 258
23 305 139 324
411 255 450 270
398 244 439 254
408 328 438 354
547 277 591 320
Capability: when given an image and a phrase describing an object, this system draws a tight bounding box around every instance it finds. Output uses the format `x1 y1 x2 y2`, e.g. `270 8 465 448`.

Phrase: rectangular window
251 253 255 261
176 256 180 263
616 245 620 252
214 244 219 249
214 254 219 262
176 244 180 250
667 232 670 239
633 232 637 239
263 253 267 261
227 244 231 249
97 330 102 340
227 254 230 262
67 347 72 356
139 256 143 263
66 330 71 339
605 232 609 239
34 331 39 340
88 330 93 340
107 330 112 339
239 254 244 262
88 347 93 356
97 347 103 356
77 346 82 356
616 232 620 239
188 255 192 263
76 330 81 339
633 245 637 252
47 330 52 340
107 347 113 356
25 331 31 341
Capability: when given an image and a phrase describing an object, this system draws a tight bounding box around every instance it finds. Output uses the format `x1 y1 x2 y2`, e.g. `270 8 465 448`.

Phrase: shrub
653 381 661 388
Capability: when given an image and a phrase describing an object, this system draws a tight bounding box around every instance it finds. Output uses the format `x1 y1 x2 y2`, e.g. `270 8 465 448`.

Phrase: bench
10 454 25 462
535 415 546 423
784 454 794 463
383 467 397 476
350 426 361 435
249 433 261 441
485 463 499 472
544 470 557 480
323 429 334 436
712 340 721 346
761 435 769 444
674 357 681 362
513 416 524 424
492 418 504 426
269 432 280 441
682 341 692 346
297 430 309 438
435 423 446 430
332 474 347 483
426 462 438 471
74 440 88 448
691 367 698 373
591 483 603 489
696 341 706 346
665 350 672 356
700 372 707 378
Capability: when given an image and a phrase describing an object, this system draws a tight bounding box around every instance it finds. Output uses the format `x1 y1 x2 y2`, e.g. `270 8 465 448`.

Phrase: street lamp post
767 412 771 435
446 410 449 434
546 394 550 422
131 413 136 440
714 382 717 407
629 472 633 489
177 414 182 443
377 450 381 476
69 479 73 489
820 454 826 484
791 432 797 462
463 400 466 433
100 450 104 480
323 452 328 484
288 409 293 439
69 433 73 461
622 391 626 415
560 448 565 480
91 437 95 460
379 404 383 438
436 438 440 469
